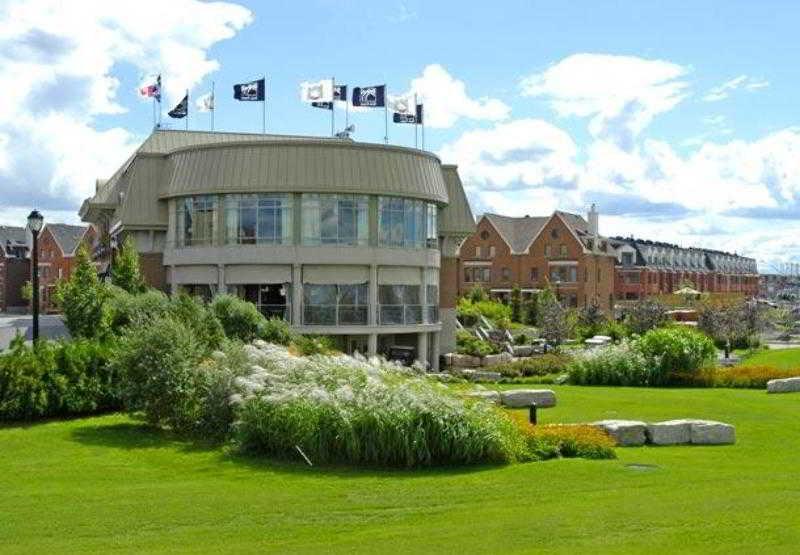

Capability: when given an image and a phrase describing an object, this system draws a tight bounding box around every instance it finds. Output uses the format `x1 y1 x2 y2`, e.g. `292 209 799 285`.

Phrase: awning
378 266 422 285
226 264 291 284
172 265 217 284
303 264 369 284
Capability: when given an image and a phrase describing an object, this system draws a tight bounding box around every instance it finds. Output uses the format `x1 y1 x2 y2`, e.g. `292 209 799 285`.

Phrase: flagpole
345 90 349 128
152 96 156 129
414 93 418 148
384 84 388 145
185 89 189 131
331 76 336 137
262 74 267 134
211 81 215 132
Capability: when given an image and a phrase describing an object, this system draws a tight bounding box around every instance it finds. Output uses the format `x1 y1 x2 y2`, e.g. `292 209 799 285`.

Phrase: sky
0 0 798 272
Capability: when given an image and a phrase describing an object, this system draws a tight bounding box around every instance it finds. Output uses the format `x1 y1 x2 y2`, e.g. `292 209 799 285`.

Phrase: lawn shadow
69 419 503 479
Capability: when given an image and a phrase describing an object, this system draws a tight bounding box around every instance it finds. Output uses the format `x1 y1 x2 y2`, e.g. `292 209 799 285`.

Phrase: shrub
456 330 498 357
0 336 118 421
510 285 522 323
625 299 668 335
292 334 337 356
495 353 572 378
169 294 225 352
233 344 527 466
568 342 652 386
107 286 171 331
257 318 296 346
54 245 109 339
457 297 512 327
599 320 630 342
210 294 265 343
509 414 616 460
670 365 797 389
111 235 146 294
467 285 488 303
112 316 205 432
636 326 716 384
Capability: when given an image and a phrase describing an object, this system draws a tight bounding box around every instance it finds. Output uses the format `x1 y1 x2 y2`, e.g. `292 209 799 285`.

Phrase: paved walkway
0 314 69 350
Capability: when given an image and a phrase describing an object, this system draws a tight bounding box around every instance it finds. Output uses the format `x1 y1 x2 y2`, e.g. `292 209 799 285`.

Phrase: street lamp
27 210 44 343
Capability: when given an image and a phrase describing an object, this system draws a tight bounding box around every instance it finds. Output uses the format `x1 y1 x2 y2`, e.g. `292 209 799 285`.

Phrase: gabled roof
45 224 89 256
483 213 549 254
0 225 27 257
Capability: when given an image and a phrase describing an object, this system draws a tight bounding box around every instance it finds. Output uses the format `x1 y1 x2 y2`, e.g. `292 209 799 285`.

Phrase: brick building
458 206 617 310
0 226 30 312
36 223 95 310
610 237 759 301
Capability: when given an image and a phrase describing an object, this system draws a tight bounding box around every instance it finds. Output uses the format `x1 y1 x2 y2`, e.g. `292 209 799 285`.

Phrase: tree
111 235 146 294
625 299 668 335
467 285 487 303
55 245 108 339
698 304 746 358
522 294 538 326
20 281 32 303
578 303 605 335
538 292 571 349
510 284 522 323
770 307 796 341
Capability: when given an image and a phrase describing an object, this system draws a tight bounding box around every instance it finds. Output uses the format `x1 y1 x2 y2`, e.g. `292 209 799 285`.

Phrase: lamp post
27 210 44 344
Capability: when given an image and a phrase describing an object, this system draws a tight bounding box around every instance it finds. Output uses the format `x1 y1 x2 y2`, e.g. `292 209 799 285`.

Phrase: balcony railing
379 304 439 325
303 304 369 326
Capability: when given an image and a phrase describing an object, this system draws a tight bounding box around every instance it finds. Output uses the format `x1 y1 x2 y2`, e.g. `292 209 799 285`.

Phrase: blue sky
2 0 799 270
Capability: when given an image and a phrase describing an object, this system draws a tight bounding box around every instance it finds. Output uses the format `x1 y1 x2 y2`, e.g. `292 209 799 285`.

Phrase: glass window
303 283 368 325
426 203 438 248
378 197 426 248
177 195 216 247
501 267 511 281
301 194 368 246
224 194 292 245
379 284 422 325
544 244 551 257
530 267 538 281
425 283 439 324
560 244 567 256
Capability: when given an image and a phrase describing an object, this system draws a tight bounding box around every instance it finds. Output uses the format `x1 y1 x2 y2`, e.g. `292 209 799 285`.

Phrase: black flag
416 103 423 125
234 78 266 101
311 85 347 110
393 112 416 124
352 85 385 107
168 94 188 118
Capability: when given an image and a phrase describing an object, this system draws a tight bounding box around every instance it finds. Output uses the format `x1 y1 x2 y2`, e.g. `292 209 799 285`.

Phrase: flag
416 103 423 125
301 79 334 103
196 91 214 112
352 85 385 107
168 93 188 118
388 94 413 115
233 78 265 101
311 85 346 110
393 112 417 124
139 74 161 101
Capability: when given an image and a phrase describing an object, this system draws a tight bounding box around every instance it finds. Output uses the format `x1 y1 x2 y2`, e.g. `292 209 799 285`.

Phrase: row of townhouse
0 223 93 313
457 205 758 310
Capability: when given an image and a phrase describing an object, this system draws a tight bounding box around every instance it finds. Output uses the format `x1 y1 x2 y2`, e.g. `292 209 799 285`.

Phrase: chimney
588 203 599 236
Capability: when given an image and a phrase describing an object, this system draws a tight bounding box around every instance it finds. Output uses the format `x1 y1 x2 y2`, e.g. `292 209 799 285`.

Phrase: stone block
592 420 647 446
767 377 800 393
647 420 692 445
470 371 502 381
482 354 504 367
500 389 556 408
688 420 735 445
464 390 501 404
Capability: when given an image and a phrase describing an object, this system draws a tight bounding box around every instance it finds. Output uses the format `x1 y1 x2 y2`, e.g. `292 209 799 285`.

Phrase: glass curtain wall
378 285 422 325
301 194 369 246
224 194 292 245
303 283 369 325
177 196 216 247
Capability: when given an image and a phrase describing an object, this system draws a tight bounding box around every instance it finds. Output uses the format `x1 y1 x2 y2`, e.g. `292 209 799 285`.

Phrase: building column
431 331 440 371
369 263 378 326
367 333 378 357
292 263 302 326
169 265 177 295
217 264 225 295
439 235 465 354
417 331 429 369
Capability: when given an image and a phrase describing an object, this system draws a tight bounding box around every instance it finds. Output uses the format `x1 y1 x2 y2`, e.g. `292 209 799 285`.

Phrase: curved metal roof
157 139 448 203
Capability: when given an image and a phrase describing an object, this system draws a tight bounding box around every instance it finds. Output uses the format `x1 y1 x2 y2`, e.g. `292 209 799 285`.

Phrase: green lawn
2 386 799 554
739 347 800 370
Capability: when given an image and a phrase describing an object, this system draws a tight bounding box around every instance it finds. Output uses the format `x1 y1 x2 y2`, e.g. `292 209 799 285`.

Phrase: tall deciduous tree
538 289 571 349
55 245 108 338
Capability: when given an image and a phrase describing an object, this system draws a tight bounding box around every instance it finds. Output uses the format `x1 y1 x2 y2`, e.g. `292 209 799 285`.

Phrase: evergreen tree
510 284 522 323
112 235 146 294
55 245 108 338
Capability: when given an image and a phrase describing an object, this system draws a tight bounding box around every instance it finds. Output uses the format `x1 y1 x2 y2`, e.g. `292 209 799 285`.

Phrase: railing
379 304 439 325
303 304 369 326
258 304 290 321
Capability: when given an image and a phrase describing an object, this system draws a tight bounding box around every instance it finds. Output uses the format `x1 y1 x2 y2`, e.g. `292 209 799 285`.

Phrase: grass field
739 347 800 370
2 385 799 554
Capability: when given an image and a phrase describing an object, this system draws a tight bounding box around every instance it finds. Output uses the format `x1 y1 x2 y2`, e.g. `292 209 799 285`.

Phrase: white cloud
520 53 689 149
702 74 769 102
404 64 510 129
0 0 252 222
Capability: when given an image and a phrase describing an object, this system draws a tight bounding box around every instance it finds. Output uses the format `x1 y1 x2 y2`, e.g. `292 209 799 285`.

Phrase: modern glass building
80 130 475 368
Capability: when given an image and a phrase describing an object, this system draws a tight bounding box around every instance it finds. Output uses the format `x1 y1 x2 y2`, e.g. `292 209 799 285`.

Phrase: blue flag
352 85 385 107
234 78 265 101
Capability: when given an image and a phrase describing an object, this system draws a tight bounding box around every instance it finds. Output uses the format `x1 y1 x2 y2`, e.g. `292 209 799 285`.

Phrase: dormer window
480 230 489 240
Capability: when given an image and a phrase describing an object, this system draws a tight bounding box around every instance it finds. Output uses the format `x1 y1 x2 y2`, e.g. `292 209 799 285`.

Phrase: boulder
592 420 647 446
451 354 480 368
464 390 501 404
688 420 735 445
647 420 692 445
767 377 800 393
481 354 505 367
500 389 556 408
512 346 533 357
469 371 503 382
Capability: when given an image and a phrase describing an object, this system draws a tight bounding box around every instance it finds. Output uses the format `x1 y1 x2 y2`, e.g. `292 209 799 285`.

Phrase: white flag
196 92 214 112
388 94 413 114
300 79 334 103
